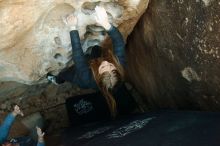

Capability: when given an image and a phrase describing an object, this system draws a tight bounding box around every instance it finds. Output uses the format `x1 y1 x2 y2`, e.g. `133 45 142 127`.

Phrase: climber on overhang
47 6 135 118
0 105 45 146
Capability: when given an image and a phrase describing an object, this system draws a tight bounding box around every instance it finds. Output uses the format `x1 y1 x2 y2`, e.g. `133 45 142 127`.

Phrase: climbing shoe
47 74 59 85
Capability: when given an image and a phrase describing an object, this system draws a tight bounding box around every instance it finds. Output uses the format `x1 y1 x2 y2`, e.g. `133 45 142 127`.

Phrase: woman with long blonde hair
47 6 127 117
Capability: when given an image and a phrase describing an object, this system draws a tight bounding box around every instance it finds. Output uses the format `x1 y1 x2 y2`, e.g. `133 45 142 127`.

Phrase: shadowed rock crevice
82 1 101 15
82 24 106 52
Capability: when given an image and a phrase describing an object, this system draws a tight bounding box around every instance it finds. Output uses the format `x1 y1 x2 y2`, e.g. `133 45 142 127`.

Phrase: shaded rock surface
126 0 220 110
0 81 94 135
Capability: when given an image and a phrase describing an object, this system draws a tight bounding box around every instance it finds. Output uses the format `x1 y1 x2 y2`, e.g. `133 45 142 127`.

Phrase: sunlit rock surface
0 0 149 84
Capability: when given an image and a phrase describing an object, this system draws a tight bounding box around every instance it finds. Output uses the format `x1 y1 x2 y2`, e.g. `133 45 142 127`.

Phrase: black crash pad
62 111 220 146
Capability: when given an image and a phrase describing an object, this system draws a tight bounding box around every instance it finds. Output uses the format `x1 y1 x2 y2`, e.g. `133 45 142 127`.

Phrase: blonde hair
90 49 124 117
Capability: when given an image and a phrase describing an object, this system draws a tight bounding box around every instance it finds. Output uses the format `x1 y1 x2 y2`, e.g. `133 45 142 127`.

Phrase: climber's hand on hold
95 6 111 30
12 105 24 117
65 13 78 30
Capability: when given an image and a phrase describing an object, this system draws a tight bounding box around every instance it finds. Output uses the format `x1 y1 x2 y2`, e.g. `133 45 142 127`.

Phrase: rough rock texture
126 0 220 110
0 0 149 84
0 0 149 136
1 0 219 138
0 81 94 135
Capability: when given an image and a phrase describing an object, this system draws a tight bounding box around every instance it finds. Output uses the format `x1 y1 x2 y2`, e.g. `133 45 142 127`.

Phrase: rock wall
0 0 149 136
0 0 149 84
1 0 219 137
126 0 220 110
0 81 94 135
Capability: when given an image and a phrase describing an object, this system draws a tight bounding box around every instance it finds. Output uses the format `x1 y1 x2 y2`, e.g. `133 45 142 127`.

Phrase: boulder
0 0 149 84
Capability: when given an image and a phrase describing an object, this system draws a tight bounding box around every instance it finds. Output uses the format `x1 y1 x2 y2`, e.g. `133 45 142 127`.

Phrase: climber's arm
106 25 126 67
0 105 24 144
94 6 126 67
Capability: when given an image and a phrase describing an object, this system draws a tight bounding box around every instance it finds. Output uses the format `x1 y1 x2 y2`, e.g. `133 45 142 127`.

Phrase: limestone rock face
0 0 149 84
